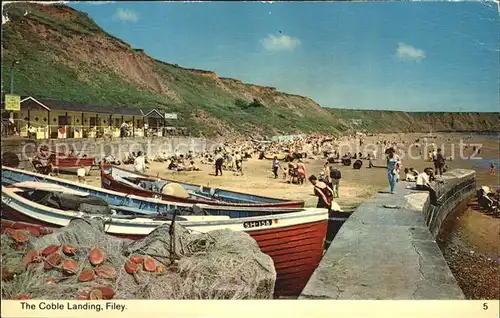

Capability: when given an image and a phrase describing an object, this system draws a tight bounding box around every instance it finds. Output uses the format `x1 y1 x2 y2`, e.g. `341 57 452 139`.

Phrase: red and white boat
38 147 95 175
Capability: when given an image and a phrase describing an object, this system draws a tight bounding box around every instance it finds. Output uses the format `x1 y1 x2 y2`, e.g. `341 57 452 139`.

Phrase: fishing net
1 218 276 300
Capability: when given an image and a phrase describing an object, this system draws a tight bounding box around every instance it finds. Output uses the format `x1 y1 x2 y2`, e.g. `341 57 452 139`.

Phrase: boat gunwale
102 163 305 207
1 185 328 231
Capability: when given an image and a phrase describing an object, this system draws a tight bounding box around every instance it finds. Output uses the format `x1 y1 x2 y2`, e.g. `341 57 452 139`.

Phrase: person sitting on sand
308 175 335 210
409 168 419 177
185 161 200 171
77 165 86 183
134 151 147 173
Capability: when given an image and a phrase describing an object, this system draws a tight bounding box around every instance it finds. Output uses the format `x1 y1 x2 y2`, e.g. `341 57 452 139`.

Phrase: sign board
164 113 178 120
4 94 21 111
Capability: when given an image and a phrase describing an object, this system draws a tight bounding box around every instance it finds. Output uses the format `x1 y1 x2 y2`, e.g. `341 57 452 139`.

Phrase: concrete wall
299 169 475 300
1 137 221 170
424 169 476 238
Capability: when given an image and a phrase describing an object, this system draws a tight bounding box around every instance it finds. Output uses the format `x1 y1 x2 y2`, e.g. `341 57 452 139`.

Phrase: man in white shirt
120 121 127 138
416 168 439 205
134 151 146 173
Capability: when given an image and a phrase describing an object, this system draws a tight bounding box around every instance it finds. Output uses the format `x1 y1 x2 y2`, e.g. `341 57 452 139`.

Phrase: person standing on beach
386 147 401 194
490 162 496 175
272 156 280 179
329 166 341 198
296 159 307 184
214 151 224 176
120 121 127 138
435 148 446 176
308 175 335 209
235 151 243 175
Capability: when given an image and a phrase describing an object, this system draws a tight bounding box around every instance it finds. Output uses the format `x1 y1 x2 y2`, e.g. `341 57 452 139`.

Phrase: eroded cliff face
2 3 498 137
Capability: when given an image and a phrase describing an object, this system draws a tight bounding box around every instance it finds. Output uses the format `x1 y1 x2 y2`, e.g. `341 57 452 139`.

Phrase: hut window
76 119 80 123
84 119 88 123
43 118 47 122
35 117 39 121
53 118 57 122
103 120 106 123
24 117 29 121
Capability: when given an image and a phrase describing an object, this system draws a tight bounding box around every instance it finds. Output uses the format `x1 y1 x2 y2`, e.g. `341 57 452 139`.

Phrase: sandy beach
70 132 499 209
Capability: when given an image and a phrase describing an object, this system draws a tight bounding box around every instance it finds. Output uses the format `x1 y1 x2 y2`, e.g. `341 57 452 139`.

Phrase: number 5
483 303 488 310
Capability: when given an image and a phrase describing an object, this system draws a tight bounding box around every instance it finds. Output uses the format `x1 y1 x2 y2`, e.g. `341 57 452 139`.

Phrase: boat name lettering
243 219 273 229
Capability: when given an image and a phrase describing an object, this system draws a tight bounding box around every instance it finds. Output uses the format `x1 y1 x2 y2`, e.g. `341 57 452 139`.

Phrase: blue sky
69 1 499 112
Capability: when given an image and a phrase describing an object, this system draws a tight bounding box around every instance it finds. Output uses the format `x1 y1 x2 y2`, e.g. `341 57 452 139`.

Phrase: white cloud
396 42 426 61
85 1 116 5
262 34 301 51
113 8 138 22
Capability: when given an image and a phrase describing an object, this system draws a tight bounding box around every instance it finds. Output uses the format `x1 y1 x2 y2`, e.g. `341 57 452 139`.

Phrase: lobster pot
58 125 68 139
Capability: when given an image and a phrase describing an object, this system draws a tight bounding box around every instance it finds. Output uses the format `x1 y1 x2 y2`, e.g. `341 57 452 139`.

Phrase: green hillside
1 3 498 137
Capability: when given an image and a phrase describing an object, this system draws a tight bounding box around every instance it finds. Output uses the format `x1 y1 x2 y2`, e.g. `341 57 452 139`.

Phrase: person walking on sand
214 151 224 176
490 162 496 175
386 147 401 194
272 156 280 179
308 175 335 210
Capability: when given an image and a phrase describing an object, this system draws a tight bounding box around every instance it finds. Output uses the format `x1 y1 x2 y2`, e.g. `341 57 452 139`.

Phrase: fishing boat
100 164 305 208
34 146 96 175
1 167 327 296
47 153 95 175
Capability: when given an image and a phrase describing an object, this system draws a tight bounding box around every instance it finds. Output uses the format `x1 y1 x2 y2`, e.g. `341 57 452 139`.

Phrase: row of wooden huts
1 96 184 139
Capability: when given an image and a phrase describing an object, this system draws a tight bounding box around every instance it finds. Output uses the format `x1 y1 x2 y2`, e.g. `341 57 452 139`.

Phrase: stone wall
299 169 475 300
424 169 476 238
